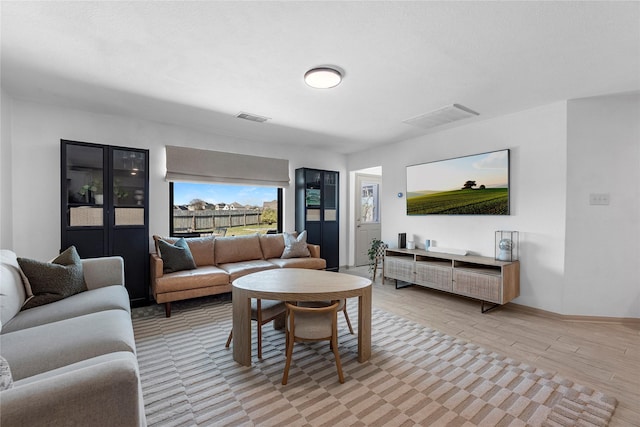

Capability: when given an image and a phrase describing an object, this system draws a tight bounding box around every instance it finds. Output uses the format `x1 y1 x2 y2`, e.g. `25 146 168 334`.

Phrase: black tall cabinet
61 140 149 306
295 168 339 271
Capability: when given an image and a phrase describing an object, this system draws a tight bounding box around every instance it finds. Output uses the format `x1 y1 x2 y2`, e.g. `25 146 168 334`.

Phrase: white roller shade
165 145 290 187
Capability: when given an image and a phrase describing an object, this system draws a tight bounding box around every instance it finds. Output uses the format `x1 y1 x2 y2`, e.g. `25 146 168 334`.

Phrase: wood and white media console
384 248 520 312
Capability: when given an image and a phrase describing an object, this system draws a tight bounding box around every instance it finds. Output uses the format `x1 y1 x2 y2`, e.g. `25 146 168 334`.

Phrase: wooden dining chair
298 299 354 334
281 301 344 385
225 299 285 359
372 243 388 283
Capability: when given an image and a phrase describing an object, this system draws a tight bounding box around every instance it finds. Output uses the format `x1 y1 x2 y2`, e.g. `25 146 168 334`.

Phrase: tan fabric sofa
0 249 146 427
150 233 326 317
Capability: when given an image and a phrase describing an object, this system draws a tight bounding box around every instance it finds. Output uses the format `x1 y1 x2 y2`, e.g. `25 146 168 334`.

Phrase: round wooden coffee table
232 268 372 366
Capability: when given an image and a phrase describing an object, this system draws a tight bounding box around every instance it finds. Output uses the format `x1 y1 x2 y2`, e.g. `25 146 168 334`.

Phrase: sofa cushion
267 257 327 270
0 250 28 328
154 265 229 294
17 246 87 310
81 256 125 290
281 230 311 259
219 260 279 282
157 238 197 273
153 235 215 267
0 309 136 380
0 285 130 334
215 234 263 264
12 351 136 387
3 352 144 427
259 233 286 259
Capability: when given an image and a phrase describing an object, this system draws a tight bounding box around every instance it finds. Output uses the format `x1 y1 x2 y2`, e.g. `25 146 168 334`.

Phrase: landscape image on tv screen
406 149 510 215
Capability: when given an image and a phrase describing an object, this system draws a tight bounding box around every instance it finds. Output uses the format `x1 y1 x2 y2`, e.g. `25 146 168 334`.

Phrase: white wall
564 93 640 317
348 95 640 317
349 102 570 314
4 98 348 264
0 89 13 249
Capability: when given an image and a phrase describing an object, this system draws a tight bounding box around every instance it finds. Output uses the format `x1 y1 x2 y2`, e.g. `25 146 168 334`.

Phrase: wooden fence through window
172 210 264 233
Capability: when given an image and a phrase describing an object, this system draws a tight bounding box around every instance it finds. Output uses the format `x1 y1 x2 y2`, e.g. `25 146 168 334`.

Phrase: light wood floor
343 266 640 427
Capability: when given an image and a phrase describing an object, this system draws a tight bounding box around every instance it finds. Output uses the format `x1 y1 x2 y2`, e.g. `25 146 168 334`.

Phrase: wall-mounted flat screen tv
406 149 510 215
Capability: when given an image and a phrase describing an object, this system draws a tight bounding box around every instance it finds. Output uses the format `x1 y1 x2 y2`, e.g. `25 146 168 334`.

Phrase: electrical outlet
589 193 610 205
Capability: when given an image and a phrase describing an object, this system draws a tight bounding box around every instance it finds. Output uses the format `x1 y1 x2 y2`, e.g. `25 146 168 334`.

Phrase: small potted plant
78 179 102 204
113 180 128 204
367 238 385 276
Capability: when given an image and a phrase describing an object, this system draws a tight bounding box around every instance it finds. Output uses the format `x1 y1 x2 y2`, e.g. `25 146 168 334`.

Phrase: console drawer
415 263 452 291
385 257 414 282
453 270 501 303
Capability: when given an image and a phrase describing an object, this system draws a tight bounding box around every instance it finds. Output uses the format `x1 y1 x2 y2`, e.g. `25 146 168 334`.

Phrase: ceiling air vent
236 112 270 123
403 104 479 130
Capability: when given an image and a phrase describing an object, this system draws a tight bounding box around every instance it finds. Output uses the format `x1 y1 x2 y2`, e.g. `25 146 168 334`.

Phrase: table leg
358 285 372 362
232 287 252 366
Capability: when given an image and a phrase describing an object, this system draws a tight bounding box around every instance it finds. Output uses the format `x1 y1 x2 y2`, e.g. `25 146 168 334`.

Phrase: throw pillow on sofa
153 235 215 267
17 245 87 310
157 237 197 273
282 230 311 259
0 355 13 391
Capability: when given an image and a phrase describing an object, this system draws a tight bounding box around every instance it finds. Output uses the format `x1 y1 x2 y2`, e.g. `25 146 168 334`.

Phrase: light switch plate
589 193 610 205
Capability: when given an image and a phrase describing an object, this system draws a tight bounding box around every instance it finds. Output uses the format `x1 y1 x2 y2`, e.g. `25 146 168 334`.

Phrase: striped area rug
131 296 616 426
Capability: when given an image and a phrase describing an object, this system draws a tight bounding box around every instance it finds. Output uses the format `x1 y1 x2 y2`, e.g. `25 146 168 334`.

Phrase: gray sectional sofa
0 249 146 427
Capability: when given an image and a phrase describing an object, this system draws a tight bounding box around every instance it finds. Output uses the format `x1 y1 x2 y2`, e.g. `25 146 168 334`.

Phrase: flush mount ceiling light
304 67 342 89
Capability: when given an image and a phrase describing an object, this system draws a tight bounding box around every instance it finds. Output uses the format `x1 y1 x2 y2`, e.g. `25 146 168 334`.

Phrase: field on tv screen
407 188 508 215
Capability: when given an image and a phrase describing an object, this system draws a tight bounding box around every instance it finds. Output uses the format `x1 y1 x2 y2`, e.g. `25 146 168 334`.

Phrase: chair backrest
375 243 388 258
285 301 339 340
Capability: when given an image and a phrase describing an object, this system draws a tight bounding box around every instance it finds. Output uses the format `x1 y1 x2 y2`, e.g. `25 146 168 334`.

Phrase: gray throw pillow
0 356 13 391
158 238 197 273
281 230 311 259
18 245 87 310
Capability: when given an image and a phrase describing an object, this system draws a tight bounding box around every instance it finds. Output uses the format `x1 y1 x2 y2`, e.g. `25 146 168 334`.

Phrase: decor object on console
427 246 468 256
398 233 406 249
495 230 519 261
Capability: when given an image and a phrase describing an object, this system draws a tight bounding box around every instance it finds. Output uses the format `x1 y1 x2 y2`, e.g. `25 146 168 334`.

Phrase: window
360 182 380 223
169 182 282 237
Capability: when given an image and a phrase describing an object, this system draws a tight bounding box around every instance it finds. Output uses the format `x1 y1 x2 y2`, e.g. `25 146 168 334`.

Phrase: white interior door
355 174 382 266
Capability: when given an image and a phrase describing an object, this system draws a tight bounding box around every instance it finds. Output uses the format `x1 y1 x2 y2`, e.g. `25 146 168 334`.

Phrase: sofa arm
307 244 321 258
150 252 164 279
82 256 125 290
0 352 146 427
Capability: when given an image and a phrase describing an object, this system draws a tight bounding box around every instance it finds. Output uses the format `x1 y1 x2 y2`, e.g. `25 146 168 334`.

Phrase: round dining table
231 268 372 366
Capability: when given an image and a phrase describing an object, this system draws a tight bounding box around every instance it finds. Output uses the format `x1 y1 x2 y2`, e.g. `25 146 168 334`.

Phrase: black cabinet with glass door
61 140 149 306
295 168 339 271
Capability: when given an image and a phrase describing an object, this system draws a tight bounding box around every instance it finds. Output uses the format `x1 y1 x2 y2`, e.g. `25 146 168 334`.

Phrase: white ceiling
2 1 639 154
